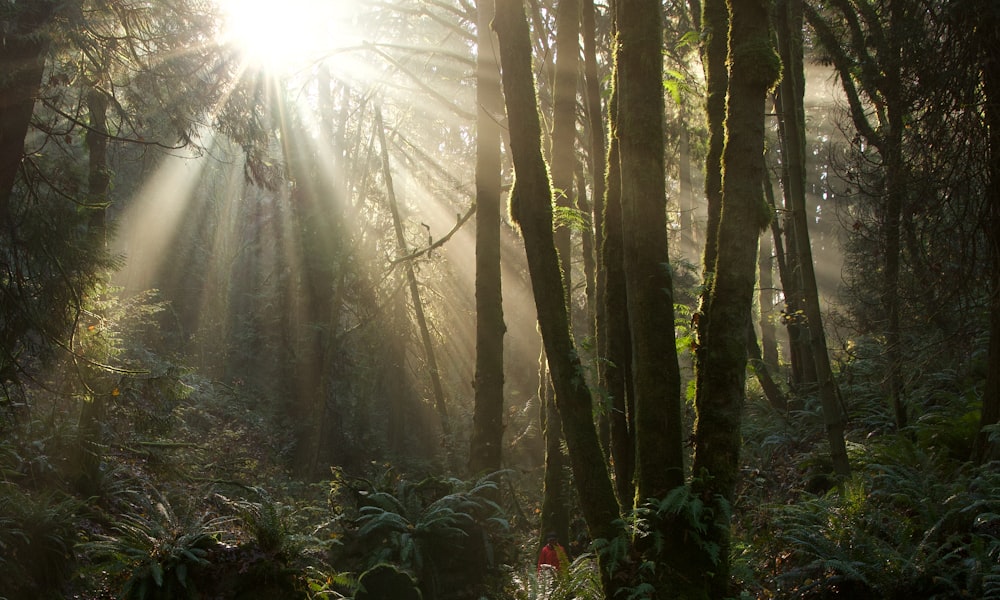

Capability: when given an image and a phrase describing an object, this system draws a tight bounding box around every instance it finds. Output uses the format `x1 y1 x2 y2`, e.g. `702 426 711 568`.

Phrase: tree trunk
469 0 507 476
771 92 816 388
758 216 780 372
601 30 635 510
974 2 1000 464
779 0 851 477
76 87 111 495
692 1 780 597
615 0 684 504
697 0 728 280
0 2 58 229
582 0 611 456
375 108 452 443
748 325 787 411
538 0 580 544
492 0 625 593
539 357 569 543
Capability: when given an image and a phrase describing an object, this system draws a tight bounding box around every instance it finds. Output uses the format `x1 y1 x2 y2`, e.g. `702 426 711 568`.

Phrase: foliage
0 484 81 599
736 405 1000 599
336 469 512 598
355 563 423 599
512 553 603 600
80 492 232 600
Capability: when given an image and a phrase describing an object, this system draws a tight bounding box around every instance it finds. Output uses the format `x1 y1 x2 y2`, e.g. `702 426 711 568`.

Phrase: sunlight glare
217 0 358 72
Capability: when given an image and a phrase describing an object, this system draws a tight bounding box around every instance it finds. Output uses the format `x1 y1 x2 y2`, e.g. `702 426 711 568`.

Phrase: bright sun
217 0 358 72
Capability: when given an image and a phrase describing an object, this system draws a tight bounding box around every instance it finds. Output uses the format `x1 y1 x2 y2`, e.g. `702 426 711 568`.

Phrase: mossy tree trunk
539 0 581 544
600 7 636 510
468 0 507 476
615 0 684 504
492 0 626 594
692 1 780 598
77 86 111 495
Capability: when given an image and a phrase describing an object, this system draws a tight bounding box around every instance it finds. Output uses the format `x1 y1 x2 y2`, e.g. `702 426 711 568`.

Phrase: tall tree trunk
539 356 569 544
550 0 580 287
539 0 580 542
0 2 57 229
771 92 816 388
881 0 907 431
469 0 507 476
974 1 1000 464
76 87 111 495
697 0 728 280
601 17 635 510
693 0 728 447
375 108 452 443
692 0 780 597
492 0 625 594
679 120 698 261
582 0 609 452
615 0 684 503
576 165 597 337
779 0 851 477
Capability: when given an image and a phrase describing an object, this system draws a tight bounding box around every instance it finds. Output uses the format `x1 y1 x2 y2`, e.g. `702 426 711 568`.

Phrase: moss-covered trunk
615 0 684 504
692 0 780 597
601 55 635 510
492 0 625 594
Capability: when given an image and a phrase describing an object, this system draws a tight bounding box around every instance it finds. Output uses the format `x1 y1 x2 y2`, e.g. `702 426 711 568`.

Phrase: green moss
730 37 782 89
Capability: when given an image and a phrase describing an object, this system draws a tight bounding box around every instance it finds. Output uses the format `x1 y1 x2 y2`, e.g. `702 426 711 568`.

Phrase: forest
1 0 998 598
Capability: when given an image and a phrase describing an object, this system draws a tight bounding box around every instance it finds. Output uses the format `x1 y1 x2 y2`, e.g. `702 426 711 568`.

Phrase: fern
80 491 232 600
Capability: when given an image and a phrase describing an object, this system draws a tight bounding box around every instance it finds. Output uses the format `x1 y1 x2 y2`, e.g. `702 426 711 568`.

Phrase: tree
776 0 850 477
0 1 59 227
539 0 581 545
961 0 1000 464
596 2 636 511
692 0 781 596
468 0 507 476
492 0 625 594
614 0 684 507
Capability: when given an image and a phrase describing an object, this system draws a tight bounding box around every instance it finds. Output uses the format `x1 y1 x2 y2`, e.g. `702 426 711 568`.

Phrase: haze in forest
1 0 997 598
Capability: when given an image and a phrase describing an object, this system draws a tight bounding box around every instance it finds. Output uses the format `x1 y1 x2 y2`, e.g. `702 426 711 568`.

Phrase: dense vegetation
1 0 997 598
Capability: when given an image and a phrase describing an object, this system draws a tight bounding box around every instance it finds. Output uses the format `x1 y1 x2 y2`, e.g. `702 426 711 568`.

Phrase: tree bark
692 0 780 597
771 92 816 388
0 1 59 231
601 17 635 510
786 0 852 477
492 0 625 593
539 357 569 543
539 0 580 541
76 87 111 495
582 0 606 367
615 0 684 504
758 214 779 372
469 0 507 476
